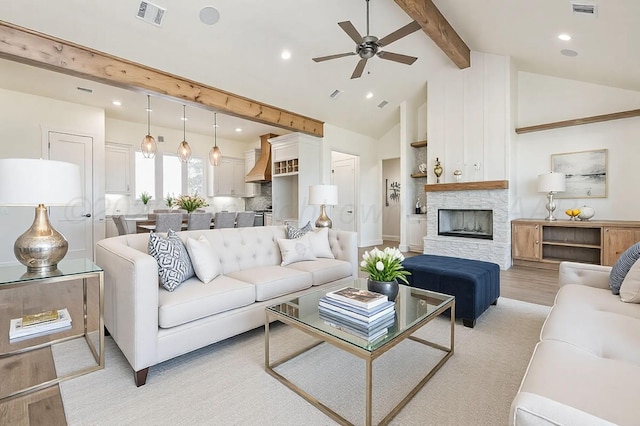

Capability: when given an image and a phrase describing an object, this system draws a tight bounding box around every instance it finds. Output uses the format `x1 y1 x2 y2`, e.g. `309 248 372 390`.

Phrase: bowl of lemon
565 208 581 220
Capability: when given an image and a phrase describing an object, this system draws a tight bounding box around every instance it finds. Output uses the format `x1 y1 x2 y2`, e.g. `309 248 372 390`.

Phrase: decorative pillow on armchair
148 230 195 291
610 242 640 295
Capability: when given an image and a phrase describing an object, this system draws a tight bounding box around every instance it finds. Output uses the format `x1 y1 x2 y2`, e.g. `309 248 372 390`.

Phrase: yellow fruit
565 209 573 216
572 209 581 216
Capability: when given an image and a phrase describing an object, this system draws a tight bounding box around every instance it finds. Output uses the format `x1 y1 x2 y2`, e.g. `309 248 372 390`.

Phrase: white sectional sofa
510 261 640 425
96 225 358 386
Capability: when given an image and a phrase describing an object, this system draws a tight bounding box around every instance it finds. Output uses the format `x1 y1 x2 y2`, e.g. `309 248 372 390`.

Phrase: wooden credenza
511 219 640 269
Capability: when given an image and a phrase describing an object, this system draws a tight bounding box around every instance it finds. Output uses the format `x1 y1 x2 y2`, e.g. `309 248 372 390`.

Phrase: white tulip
376 261 384 271
360 260 367 268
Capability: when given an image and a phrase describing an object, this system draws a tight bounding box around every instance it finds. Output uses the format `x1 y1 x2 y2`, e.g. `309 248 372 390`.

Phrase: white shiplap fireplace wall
423 185 511 269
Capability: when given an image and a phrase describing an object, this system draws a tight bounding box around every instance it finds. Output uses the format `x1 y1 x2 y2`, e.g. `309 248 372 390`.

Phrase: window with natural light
134 151 155 199
188 157 204 195
163 154 182 199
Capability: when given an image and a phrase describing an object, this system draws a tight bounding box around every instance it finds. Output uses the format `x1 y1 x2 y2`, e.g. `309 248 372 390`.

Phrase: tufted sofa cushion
287 259 353 286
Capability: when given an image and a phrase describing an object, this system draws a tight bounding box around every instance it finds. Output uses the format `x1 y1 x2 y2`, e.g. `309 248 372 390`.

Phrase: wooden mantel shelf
424 180 509 192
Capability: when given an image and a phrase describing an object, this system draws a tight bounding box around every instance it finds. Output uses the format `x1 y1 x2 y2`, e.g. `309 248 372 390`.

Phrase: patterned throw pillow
148 230 195 292
609 242 640 295
286 221 312 239
277 234 317 266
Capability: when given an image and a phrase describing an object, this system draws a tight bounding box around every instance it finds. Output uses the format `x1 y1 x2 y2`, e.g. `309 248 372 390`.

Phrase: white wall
514 72 640 220
382 158 401 241
0 88 105 264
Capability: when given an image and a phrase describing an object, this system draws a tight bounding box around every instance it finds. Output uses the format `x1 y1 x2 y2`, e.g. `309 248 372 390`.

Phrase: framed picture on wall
551 149 608 198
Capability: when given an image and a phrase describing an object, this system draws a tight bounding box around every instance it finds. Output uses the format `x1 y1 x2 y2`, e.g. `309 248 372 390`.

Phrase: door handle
83 213 92 218
347 210 353 214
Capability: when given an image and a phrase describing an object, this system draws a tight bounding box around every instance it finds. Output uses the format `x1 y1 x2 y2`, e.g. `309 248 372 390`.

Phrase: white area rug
60 298 549 425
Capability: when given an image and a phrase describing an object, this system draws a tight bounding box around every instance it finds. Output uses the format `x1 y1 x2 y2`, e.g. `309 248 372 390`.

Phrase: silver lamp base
544 192 558 221
314 204 333 228
14 204 68 272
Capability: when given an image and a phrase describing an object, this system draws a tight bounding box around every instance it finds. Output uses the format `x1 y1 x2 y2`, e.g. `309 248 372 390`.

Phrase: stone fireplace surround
423 181 511 270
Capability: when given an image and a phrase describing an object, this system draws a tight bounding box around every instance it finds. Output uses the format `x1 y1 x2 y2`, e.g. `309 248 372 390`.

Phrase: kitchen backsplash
245 182 272 211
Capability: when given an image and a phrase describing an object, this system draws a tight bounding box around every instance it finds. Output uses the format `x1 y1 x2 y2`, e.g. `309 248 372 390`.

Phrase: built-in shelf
424 180 508 192
410 140 427 148
515 108 640 134
411 172 428 178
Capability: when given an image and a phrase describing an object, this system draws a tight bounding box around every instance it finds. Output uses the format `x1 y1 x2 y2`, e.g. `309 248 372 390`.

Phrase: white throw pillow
277 234 317 266
619 258 640 303
307 227 335 259
185 236 221 283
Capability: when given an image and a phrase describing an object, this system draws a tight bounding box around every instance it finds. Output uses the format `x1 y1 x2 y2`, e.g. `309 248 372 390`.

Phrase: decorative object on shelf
0 158 81 273
453 169 462 182
565 208 581 220
140 191 152 214
421 204 427 214
141 94 157 159
209 112 222 166
578 205 595 221
389 181 400 203
538 171 566 221
177 104 192 163
415 196 421 214
309 184 338 228
174 193 208 213
360 247 410 302
418 163 427 173
551 149 607 198
433 158 443 183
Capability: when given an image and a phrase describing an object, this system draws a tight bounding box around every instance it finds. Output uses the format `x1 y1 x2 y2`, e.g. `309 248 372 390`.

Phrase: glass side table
0 258 104 401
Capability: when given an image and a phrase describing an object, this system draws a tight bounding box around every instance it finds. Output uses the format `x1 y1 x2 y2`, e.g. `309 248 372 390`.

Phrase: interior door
331 155 357 232
47 131 94 261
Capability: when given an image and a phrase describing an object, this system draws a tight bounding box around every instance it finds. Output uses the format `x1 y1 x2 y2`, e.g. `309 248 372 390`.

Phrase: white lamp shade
309 185 338 205
0 158 82 206
537 172 566 193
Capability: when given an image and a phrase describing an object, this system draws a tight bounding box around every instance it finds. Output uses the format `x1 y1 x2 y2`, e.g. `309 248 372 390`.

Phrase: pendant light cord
147 95 151 134
214 113 217 147
183 105 186 139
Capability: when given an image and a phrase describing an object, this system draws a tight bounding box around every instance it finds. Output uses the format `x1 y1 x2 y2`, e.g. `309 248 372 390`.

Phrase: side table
0 258 104 401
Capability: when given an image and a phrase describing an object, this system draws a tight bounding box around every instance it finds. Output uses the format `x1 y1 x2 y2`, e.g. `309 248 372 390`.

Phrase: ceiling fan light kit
312 0 421 79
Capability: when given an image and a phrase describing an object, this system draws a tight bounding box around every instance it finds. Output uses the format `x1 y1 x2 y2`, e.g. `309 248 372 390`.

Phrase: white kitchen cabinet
105 142 132 194
214 157 247 197
270 133 321 227
408 214 428 252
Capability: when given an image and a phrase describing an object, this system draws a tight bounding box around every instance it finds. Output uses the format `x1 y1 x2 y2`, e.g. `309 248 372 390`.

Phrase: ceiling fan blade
378 21 422 47
351 58 368 79
338 21 363 44
377 51 418 65
312 52 357 62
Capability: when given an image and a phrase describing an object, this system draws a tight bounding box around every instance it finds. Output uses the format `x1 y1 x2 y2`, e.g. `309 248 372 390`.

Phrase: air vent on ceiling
157 135 165 143
329 89 343 99
377 100 389 109
137 1 166 26
77 86 93 93
571 2 597 16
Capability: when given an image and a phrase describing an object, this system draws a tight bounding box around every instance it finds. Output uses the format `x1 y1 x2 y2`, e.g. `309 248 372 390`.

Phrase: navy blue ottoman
402 255 500 328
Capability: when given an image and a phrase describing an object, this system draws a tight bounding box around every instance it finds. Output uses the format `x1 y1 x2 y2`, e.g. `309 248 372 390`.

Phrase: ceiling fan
312 0 422 79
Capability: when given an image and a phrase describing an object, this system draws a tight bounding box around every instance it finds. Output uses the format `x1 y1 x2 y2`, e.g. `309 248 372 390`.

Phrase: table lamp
309 185 338 228
537 172 566 221
0 158 81 272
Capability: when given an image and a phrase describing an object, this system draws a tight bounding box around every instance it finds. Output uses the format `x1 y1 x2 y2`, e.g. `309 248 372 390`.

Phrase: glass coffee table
265 278 455 426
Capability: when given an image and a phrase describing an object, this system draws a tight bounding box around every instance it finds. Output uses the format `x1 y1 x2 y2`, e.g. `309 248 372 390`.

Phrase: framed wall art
551 149 607 198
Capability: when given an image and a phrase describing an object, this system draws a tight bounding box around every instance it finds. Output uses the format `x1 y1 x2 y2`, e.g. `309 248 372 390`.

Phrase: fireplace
438 209 493 240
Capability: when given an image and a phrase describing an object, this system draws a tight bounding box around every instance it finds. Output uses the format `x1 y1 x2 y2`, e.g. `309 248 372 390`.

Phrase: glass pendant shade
141 95 157 159
209 112 222 166
178 104 191 163
209 146 222 166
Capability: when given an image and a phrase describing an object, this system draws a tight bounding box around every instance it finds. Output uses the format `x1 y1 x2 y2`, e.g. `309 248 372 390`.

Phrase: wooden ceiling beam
393 0 471 69
0 21 324 137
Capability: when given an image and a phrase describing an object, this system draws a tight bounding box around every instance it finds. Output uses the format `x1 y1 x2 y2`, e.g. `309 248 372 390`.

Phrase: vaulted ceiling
0 0 637 142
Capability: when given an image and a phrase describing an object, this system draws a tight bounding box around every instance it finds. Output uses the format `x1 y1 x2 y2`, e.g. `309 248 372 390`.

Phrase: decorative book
21 309 59 327
325 287 388 310
10 308 72 341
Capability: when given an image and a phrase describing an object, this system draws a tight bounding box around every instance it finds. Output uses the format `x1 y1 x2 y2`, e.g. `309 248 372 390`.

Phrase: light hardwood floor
3 247 560 425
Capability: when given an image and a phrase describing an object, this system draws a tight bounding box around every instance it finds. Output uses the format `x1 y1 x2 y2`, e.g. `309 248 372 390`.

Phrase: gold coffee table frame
265 281 455 426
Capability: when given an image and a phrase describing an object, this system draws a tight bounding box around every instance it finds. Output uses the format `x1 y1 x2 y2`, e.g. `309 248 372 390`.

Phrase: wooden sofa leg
134 368 149 387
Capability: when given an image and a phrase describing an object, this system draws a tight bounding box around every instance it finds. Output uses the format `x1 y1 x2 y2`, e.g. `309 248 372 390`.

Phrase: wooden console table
512 219 640 269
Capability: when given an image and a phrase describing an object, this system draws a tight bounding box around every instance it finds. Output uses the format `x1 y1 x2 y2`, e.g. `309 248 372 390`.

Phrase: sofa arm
558 261 611 290
511 392 618 426
96 236 160 372
329 229 358 278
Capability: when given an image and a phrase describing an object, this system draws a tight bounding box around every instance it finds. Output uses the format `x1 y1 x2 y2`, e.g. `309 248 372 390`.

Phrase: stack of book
319 287 395 341
9 308 72 342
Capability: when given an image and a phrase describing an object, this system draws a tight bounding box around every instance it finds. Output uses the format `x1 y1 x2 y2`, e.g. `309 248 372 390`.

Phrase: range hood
246 133 278 183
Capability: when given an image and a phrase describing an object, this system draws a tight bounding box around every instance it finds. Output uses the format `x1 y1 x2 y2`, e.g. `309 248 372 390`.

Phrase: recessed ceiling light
561 49 578 57
558 33 572 41
366 92 374 99
235 128 242 132
112 100 122 106
199 6 220 25
281 50 291 60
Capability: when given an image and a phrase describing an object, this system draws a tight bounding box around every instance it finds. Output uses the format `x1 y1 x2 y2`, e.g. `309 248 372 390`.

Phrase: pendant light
141 95 157 159
177 104 192 163
209 112 222 166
